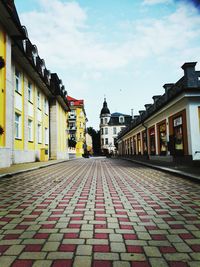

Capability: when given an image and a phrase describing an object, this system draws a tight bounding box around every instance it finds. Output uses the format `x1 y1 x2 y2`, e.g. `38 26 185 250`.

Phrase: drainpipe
142 122 149 160
48 100 51 160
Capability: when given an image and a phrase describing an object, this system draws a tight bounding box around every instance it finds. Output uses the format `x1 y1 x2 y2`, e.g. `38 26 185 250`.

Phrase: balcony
68 114 76 120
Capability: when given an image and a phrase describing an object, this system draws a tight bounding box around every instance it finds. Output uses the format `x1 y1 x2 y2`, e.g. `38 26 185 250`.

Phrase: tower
100 98 111 153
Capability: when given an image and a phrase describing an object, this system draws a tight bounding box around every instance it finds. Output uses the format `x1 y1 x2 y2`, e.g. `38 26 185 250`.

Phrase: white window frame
15 69 21 93
28 81 32 102
37 124 42 144
28 81 33 103
105 128 108 135
15 113 21 139
37 91 41 109
113 127 117 135
119 116 124 124
45 127 49 145
28 119 33 141
44 98 48 115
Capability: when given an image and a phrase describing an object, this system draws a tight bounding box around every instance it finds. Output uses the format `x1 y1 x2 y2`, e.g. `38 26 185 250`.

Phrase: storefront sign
173 116 182 127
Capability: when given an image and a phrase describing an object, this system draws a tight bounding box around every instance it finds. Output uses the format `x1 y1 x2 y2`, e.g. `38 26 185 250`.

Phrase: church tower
100 98 111 153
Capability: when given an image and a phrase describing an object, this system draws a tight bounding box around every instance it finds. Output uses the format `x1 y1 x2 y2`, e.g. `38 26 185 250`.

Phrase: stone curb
0 158 78 179
121 157 200 182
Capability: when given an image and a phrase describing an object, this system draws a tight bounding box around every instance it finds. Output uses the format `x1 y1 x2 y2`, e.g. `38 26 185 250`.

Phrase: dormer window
119 116 124 124
104 118 108 124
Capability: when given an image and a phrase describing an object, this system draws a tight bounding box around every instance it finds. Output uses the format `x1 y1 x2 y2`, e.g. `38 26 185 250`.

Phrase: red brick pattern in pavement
0 158 200 266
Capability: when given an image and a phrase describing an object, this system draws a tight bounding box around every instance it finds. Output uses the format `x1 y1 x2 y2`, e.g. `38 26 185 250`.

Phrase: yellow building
67 96 87 157
0 0 70 167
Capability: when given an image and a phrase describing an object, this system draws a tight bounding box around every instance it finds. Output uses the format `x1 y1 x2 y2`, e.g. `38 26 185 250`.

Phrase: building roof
100 98 110 115
108 115 132 126
67 96 84 106
111 112 130 117
117 62 200 140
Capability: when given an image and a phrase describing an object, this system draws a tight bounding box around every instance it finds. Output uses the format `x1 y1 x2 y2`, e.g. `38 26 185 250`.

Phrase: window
15 69 21 93
45 128 49 145
101 118 103 124
119 116 124 124
70 101 74 106
142 131 147 154
15 113 21 139
173 116 184 155
158 123 167 155
113 127 117 135
28 81 32 102
104 118 108 124
37 91 40 109
44 98 48 115
37 124 42 143
102 138 104 145
149 127 156 155
137 133 141 154
105 138 108 145
105 128 108 135
101 128 104 135
28 119 33 141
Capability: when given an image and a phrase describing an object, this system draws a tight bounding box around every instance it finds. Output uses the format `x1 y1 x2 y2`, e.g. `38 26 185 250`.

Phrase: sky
14 0 200 130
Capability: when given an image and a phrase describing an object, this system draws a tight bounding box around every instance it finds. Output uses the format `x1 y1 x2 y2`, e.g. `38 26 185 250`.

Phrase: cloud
18 0 200 128
143 0 172 5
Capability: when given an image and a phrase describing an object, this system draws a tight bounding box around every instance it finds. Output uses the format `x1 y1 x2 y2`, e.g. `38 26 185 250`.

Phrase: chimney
181 62 198 88
152 95 161 103
131 109 134 119
163 83 174 94
144 104 152 110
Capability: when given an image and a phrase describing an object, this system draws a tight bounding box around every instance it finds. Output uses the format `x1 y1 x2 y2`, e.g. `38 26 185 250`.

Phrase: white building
100 99 132 154
117 62 200 162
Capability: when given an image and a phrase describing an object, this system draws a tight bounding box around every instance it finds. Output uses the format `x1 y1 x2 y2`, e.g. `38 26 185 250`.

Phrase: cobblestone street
0 158 200 267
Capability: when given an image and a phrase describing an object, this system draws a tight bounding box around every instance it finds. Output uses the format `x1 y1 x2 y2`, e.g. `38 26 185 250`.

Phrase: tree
87 127 101 155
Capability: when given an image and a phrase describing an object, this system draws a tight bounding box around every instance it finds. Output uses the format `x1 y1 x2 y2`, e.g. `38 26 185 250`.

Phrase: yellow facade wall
76 107 86 156
27 79 35 151
57 103 66 152
0 27 6 147
14 66 24 151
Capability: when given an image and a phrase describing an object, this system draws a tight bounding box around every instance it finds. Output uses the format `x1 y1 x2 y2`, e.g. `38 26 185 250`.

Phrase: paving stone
164 252 191 261
19 252 47 259
94 252 119 260
144 246 162 257
73 256 91 267
120 252 146 261
190 253 200 260
43 242 60 251
80 231 93 238
76 245 92 255
63 239 85 245
0 256 16 267
113 261 130 267
4 244 25 255
48 233 63 241
109 234 123 242
137 232 151 240
173 242 192 252
32 260 52 267
149 257 169 267
111 242 126 252
47 252 73 259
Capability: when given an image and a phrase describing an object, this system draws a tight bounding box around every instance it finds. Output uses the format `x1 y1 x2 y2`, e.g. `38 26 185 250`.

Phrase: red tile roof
67 96 84 106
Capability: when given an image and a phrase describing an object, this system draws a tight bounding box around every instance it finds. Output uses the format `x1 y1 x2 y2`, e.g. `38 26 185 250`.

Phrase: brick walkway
0 158 200 267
